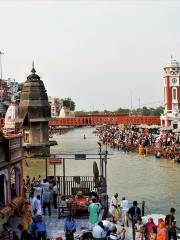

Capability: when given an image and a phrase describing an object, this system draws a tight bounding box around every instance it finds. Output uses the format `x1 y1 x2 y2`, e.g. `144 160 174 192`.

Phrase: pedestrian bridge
49 114 160 127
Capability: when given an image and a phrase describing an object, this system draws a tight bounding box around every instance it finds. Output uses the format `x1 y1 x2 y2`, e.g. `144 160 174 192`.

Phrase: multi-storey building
0 133 24 229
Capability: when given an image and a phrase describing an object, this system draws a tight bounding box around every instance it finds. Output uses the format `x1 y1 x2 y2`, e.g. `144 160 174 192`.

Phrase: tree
141 106 151 116
153 106 164 116
116 108 130 114
63 97 76 111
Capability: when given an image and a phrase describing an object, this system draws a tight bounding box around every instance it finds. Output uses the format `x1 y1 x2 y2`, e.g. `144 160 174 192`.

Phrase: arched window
172 88 177 100
10 167 17 198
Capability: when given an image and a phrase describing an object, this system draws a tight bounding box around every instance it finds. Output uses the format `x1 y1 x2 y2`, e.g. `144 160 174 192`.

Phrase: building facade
49 96 61 117
0 80 8 116
3 101 19 133
161 57 180 128
18 64 51 157
0 133 24 229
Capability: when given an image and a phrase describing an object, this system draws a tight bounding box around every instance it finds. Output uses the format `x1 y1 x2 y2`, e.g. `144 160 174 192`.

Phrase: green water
26 127 180 222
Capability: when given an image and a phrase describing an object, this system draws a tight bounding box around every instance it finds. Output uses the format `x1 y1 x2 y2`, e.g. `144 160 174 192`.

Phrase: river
50 126 180 221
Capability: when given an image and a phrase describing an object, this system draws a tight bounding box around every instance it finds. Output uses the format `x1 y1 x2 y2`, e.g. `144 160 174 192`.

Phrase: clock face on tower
172 78 177 84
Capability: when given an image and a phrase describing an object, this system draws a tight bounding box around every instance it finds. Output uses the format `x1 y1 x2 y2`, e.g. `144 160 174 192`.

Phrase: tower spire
31 60 36 74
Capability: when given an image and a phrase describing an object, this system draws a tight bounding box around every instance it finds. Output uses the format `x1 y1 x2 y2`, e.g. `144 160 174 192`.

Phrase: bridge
49 114 160 127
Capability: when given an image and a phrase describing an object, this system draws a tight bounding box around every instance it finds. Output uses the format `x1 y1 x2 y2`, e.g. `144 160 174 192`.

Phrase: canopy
160 126 173 131
136 124 160 129
173 128 180 133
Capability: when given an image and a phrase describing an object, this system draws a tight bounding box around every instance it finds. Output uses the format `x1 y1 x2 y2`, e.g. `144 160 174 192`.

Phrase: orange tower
161 56 180 128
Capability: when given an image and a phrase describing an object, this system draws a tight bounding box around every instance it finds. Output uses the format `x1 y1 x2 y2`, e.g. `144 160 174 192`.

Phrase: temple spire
31 61 36 74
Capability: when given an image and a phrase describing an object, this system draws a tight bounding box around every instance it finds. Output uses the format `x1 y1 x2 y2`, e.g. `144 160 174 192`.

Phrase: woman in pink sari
145 217 156 240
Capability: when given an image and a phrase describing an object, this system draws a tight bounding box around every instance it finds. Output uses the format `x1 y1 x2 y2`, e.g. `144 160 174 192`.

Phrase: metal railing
56 176 98 196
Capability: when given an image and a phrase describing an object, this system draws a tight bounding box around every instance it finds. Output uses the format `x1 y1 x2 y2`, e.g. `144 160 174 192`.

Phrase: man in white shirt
29 192 37 215
33 195 42 215
33 186 42 197
92 222 107 240
120 197 129 227
41 179 49 192
109 193 120 220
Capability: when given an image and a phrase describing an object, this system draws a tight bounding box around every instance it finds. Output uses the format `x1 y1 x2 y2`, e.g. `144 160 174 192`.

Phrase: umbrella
142 214 166 226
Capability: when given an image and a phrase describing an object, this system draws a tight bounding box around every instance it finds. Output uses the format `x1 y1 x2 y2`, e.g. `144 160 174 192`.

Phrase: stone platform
9 208 133 240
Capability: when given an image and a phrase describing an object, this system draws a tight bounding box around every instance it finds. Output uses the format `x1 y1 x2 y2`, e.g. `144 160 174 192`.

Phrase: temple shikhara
18 63 51 157
161 57 180 128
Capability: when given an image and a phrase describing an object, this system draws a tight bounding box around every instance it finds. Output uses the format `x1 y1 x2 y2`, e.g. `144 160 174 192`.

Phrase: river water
51 127 180 223
50 127 180 221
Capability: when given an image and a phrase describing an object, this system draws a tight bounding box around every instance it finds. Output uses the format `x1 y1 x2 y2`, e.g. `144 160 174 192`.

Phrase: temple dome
18 64 51 122
27 64 40 80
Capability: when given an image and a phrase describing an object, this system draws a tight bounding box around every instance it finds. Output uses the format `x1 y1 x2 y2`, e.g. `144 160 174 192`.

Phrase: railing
56 176 98 196
49 115 160 127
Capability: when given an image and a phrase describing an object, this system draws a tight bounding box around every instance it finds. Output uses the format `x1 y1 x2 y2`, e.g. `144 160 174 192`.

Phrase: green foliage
141 106 164 116
153 106 164 116
75 111 88 116
63 97 76 111
74 106 164 116
142 106 150 116
116 108 130 114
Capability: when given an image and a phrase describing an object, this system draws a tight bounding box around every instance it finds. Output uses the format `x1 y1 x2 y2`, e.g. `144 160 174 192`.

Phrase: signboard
49 158 63 165
10 138 21 150
10 149 23 161
74 154 86 160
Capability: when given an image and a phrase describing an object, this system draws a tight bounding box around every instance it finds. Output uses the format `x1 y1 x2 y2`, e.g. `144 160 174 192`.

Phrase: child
134 217 144 240
149 228 157 240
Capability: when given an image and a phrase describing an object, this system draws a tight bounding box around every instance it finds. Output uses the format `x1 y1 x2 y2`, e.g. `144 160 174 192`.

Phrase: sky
0 0 180 111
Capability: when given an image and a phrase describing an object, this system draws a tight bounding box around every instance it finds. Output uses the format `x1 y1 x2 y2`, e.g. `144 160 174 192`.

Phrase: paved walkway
9 208 133 240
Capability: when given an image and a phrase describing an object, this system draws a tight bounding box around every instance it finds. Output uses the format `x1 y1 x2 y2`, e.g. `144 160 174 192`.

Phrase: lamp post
98 141 103 177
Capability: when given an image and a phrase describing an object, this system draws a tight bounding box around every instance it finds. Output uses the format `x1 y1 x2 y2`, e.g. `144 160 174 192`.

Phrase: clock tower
161 56 180 128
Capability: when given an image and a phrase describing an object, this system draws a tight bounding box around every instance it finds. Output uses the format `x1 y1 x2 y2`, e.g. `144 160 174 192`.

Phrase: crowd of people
0 176 179 240
96 125 180 161
0 176 58 240
108 193 179 240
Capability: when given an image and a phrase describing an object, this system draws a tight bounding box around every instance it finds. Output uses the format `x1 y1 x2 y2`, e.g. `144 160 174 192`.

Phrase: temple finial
31 61 36 74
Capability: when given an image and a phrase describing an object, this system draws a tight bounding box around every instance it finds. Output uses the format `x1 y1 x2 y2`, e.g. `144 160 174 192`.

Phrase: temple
18 63 51 157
